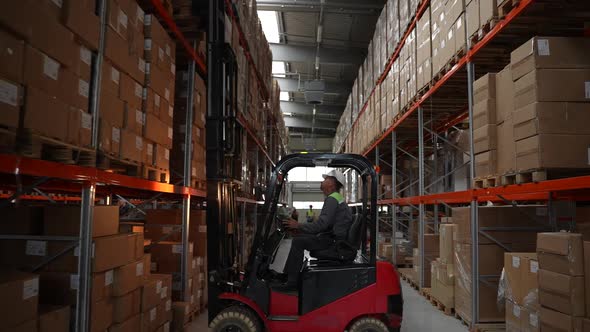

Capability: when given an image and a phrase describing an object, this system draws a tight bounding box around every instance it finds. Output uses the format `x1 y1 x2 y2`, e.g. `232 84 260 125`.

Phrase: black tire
209 306 262 332
348 317 390 332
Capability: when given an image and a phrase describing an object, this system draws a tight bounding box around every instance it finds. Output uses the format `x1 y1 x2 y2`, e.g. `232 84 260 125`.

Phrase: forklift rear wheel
348 317 391 332
210 306 261 332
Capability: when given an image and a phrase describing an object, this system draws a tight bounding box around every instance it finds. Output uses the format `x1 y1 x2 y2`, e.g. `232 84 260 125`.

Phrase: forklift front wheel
348 317 392 332
209 305 262 332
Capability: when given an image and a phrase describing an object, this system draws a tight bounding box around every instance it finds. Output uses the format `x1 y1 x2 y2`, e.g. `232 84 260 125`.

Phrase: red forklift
207 153 403 332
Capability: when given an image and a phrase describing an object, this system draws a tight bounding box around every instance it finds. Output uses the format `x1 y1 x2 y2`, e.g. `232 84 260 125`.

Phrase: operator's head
320 170 345 195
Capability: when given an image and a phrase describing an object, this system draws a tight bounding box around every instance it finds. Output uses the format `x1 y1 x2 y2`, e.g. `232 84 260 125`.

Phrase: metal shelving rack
339 0 590 328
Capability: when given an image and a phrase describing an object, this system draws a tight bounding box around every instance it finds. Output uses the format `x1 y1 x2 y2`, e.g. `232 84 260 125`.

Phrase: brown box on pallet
63 0 100 51
109 314 141 332
473 124 497 154
98 119 120 155
466 0 479 39
24 45 72 104
144 14 176 70
537 232 584 276
481 0 497 25
141 305 162 332
39 305 70 332
146 62 175 103
124 107 145 136
495 66 514 124
23 86 69 141
39 271 113 304
511 37 590 82
113 257 147 296
101 60 121 97
474 73 496 105
10 319 38 332
28 8 77 69
120 129 145 163
120 73 144 110
452 205 546 245
149 241 194 272
455 276 504 323
152 273 172 302
145 113 173 148
143 88 162 116
0 270 39 329
0 206 43 235
99 88 125 128
105 27 146 85
513 102 590 142
473 99 497 129
155 144 169 170
516 134 590 171
91 298 114 332
521 306 540 332
141 277 162 311
540 307 583 332
496 118 516 174
43 205 119 238
439 224 456 265
539 269 585 316
67 107 92 147
172 302 191 327
503 253 538 307
113 288 141 323
506 300 523 331
514 69 590 109
0 77 23 128
0 30 25 84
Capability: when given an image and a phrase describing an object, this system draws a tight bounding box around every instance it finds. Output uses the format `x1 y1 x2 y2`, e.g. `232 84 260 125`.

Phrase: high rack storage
0 0 287 331
334 0 590 329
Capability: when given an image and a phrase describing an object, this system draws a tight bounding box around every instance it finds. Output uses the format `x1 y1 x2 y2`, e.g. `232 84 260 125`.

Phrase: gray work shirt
298 192 353 240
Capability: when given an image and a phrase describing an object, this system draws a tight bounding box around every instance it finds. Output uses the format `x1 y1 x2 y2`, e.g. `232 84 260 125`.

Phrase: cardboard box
99 89 125 128
152 273 172 302
108 314 141 332
91 299 114 332
0 30 25 84
101 60 121 97
496 118 516 174
113 288 141 323
145 113 172 148
28 10 76 69
23 86 69 141
513 102 590 142
120 129 144 163
146 62 175 103
64 0 101 50
0 77 22 128
113 258 146 296
495 66 514 124
503 253 538 307
43 205 119 238
141 305 161 332
511 37 590 81
455 276 503 323
0 270 39 329
506 300 522 331
149 242 194 274
537 233 584 276
0 207 43 235
98 119 120 155
420 234 440 254
539 269 585 316
172 302 191 327
516 134 590 170
124 107 145 135
466 0 479 39
67 107 92 147
120 73 143 110
141 277 161 311
39 305 70 332
474 124 497 154
474 150 497 177
452 205 546 245
514 69 590 109
155 144 169 170
540 307 583 332
521 307 540 332
9 319 38 332
481 0 497 24
473 99 497 129
39 271 113 304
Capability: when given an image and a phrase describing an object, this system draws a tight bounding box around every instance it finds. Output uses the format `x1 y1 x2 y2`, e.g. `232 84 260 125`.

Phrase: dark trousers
284 234 333 281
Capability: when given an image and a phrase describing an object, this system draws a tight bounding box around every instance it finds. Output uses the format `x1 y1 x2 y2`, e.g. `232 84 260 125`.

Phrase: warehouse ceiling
257 0 385 151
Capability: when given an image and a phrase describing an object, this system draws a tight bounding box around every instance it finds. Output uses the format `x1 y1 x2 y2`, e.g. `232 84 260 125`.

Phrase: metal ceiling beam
284 117 338 130
257 0 384 15
270 43 363 65
281 101 343 117
275 77 351 95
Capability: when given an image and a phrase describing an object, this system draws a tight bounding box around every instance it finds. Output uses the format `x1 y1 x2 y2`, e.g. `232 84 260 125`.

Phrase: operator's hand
282 219 300 230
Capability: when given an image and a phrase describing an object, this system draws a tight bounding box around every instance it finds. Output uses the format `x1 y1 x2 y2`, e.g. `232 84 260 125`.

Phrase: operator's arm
298 197 338 234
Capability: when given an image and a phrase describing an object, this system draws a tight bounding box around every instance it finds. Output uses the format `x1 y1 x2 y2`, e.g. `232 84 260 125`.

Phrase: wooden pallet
473 176 500 189
470 18 499 46
455 312 471 328
97 152 142 177
499 168 590 186
419 287 431 299
471 323 506 332
428 294 455 316
498 0 520 18
15 129 96 167
191 179 206 190
398 268 419 290
142 165 170 183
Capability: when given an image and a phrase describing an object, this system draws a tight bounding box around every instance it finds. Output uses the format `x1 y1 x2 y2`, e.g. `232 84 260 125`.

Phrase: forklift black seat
310 213 362 263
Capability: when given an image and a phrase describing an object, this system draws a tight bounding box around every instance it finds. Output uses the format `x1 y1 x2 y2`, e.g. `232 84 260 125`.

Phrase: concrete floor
189 281 468 331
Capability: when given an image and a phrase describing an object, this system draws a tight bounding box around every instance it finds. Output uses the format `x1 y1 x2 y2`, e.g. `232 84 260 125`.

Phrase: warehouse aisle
189 281 467 331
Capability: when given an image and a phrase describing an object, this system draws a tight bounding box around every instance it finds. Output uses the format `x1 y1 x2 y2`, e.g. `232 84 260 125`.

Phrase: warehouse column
90 0 107 148
375 146 380 244
467 61 480 326
181 42 197 302
418 107 425 289
391 131 397 265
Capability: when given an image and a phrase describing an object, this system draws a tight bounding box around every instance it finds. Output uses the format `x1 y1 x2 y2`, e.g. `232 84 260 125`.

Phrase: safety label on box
159 47 164 62
156 280 162 294
168 106 173 117
105 270 114 286
537 39 550 56
136 109 144 125
0 79 18 107
166 300 171 312
150 308 157 321
165 88 170 101
23 277 39 300
147 143 153 156
81 112 92 130
512 256 520 268
43 55 60 81
112 128 120 143
111 68 120 84
530 260 539 273
51 0 63 7
70 274 79 290
118 10 128 29
164 322 170 332
80 47 91 65
161 286 167 299
139 58 146 73
172 244 182 254
136 136 143 150
79 79 89 98
135 83 143 98
26 240 47 256
136 262 144 276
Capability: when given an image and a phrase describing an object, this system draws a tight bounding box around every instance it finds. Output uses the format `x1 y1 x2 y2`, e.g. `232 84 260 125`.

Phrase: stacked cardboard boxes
452 205 546 324
537 233 590 331
431 224 457 309
503 253 539 331
473 73 498 177
412 234 440 287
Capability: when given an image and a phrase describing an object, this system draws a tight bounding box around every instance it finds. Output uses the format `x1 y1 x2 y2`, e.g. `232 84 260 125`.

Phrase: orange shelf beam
237 113 275 166
0 154 205 197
